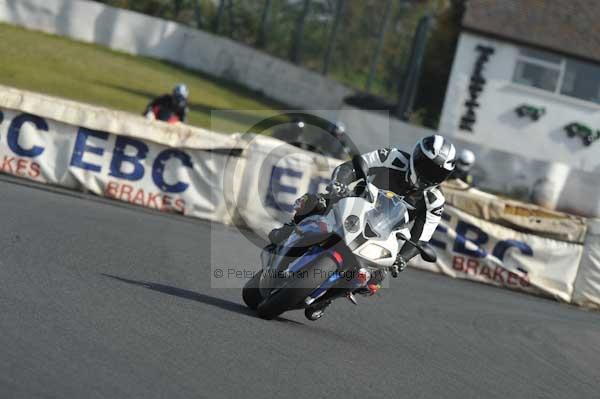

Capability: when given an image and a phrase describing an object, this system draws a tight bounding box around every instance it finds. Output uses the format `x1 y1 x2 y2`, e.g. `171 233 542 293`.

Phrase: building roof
463 0 600 63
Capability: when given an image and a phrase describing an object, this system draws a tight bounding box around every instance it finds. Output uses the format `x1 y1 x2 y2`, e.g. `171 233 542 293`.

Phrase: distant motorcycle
145 106 181 125
242 156 437 320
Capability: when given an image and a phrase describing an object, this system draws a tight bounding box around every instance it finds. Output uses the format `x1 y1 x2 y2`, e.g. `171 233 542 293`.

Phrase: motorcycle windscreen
364 191 409 240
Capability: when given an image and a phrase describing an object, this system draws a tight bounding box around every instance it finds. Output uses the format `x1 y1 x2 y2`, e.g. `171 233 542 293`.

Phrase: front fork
305 264 373 307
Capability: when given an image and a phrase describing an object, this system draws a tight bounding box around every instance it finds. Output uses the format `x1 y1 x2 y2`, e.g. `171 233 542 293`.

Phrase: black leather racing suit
144 95 188 123
294 147 445 262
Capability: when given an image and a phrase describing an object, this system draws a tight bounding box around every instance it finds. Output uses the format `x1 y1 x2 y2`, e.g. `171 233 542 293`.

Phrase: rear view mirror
419 244 437 263
351 155 373 202
352 155 369 181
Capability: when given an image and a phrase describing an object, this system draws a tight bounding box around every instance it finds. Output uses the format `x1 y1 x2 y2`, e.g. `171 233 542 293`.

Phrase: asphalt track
0 177 598 399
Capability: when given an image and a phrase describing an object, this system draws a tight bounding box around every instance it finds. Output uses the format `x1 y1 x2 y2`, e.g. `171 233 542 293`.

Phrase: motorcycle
145 107 181 125
242 156 437 320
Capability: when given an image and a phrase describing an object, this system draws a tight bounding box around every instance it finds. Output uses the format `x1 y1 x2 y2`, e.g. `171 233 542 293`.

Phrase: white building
440 0 600 175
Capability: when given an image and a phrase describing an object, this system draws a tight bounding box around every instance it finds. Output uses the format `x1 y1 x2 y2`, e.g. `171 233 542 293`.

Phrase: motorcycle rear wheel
256 255 338 320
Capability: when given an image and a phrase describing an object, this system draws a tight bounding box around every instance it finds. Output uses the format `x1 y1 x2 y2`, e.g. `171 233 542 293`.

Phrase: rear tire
242 270 263 310
257 255 338 320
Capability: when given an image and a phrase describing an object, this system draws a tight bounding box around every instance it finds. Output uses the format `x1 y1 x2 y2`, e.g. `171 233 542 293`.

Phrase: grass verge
0 22 287 134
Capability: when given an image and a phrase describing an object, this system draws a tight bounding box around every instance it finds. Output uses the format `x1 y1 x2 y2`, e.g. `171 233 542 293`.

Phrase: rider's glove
327 181 349 198
391 255 407 278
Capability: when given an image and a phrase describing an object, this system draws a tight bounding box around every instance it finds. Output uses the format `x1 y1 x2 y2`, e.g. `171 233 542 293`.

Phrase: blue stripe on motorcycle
287 246 324 274
309 272 341 300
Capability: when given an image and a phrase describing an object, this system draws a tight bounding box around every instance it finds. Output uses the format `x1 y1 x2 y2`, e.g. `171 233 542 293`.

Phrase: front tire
256 255 338 320
242 270 263 310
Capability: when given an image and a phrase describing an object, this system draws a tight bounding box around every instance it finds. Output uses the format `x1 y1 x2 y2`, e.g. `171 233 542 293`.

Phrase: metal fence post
257 0 273 48
212 0 226 33
290 0 312 64
194 0 203 29
366 0 394 92
174 0 184 18
396 14 432 120
322 0 346 75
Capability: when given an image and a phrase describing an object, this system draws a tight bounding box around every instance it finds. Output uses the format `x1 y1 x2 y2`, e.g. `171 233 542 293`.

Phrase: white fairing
330 183 411 270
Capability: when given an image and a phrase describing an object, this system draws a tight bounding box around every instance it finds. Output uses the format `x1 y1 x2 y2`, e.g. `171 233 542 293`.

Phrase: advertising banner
0 107 234 223
572 219 600 309
230 134 341 240
411 205 583 302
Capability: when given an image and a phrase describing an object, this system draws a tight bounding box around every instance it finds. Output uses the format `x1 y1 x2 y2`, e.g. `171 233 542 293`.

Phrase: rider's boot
354 267 389 296
304 299 332 321
354 283 381 297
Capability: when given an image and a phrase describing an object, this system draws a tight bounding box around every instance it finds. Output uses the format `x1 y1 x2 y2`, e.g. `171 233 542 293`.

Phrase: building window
513 49 562 92
560 59 600 104
513 48 600 104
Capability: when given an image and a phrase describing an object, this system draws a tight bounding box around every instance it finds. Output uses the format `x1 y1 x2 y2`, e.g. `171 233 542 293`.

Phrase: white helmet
173 83 189 100
457 149 476 172
331 121 346 137
410 135 456 187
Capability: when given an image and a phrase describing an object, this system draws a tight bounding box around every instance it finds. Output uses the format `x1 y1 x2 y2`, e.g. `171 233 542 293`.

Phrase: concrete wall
0 0 354 109
440 32 600 174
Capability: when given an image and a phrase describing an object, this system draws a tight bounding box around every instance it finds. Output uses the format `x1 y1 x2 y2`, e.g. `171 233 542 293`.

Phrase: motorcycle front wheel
242 270 263 310
256 255 338 320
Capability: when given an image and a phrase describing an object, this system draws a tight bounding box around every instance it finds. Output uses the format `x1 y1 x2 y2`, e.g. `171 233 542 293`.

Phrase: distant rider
451 149 475 185
268 135 457 319
144 84 189 124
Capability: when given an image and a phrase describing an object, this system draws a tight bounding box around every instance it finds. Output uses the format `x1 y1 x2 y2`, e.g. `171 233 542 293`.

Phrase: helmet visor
412 149 453 185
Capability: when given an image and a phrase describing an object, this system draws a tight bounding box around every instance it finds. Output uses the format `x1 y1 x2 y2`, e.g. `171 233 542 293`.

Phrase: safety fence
0 85 598 309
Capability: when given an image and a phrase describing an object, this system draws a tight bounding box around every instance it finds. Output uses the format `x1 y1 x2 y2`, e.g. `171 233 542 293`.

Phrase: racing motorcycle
242 156 437 320
145 107 181 125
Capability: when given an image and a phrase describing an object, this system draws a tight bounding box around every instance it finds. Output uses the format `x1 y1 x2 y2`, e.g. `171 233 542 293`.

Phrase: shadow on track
102 274 303 325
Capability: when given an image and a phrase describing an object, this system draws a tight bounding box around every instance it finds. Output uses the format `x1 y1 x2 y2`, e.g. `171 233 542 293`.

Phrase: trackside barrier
0 86 240 223
228 132 341 241
572 219 600 309
408 181 588 302
0 86 598 309
409 204 583 302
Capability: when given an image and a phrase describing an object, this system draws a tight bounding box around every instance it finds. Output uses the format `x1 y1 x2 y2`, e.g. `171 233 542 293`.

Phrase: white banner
230 134 341 240
0 107 235 223
412 205 584 302
572 219 600 309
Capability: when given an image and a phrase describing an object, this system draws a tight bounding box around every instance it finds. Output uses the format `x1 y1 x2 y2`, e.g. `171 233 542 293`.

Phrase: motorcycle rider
451 149 475 185
144 84 189 124
268 135 456 318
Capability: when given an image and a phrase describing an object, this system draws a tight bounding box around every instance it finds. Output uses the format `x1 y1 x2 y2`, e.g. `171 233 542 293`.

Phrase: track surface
0 179 598 399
